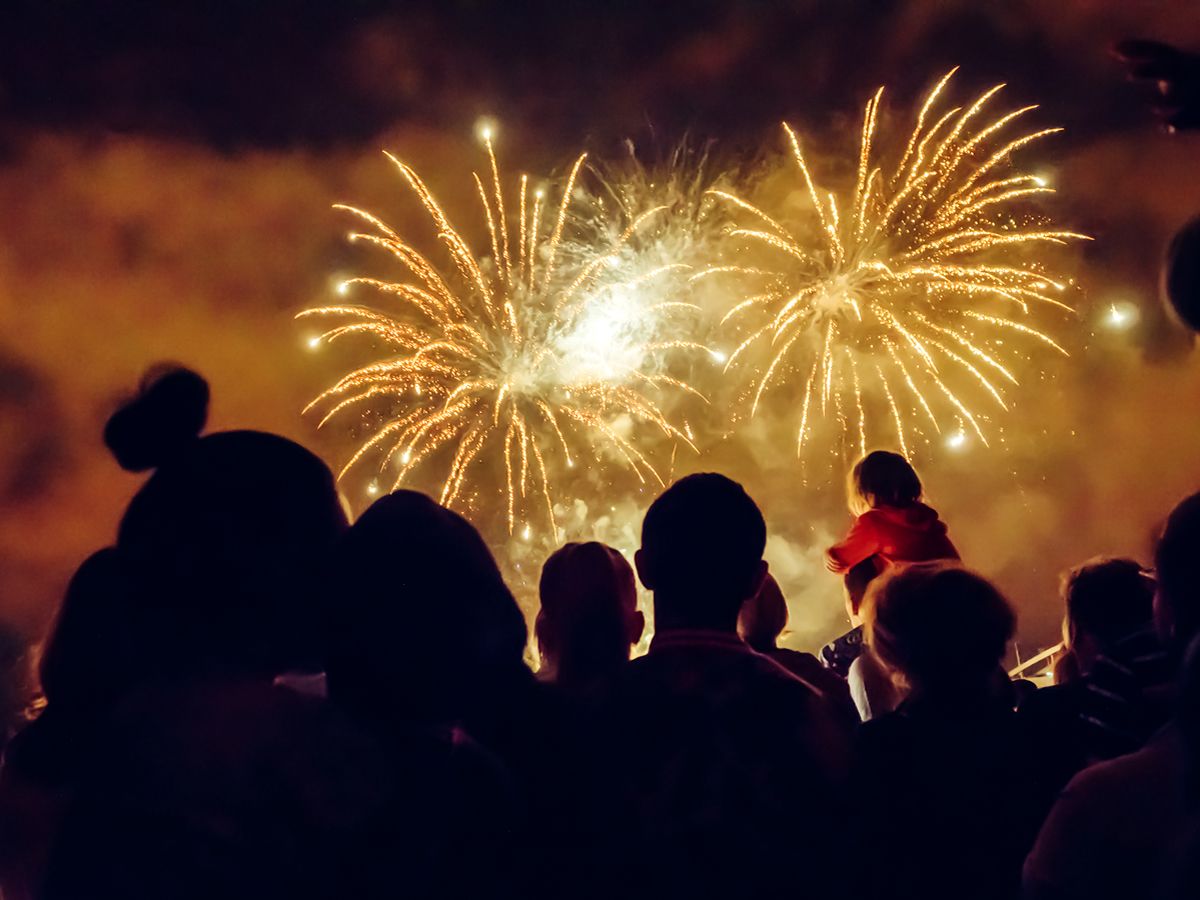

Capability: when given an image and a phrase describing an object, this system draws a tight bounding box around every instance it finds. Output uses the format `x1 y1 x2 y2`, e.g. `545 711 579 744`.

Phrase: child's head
847 450 923 515
738 573 788 652
863 562 1015 700
536 542 643 686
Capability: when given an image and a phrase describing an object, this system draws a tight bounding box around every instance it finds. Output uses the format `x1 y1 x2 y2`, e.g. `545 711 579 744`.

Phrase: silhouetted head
1156 491 1200 651
1060 557 1155 672
326 490 527 726
847 450 923 515
1163 215 1200 333
107 365 347 679
536 542 642 687
864 562 1015 700
636 473 767 633
843 558 879 624
39 548 146 712
738 573 788 652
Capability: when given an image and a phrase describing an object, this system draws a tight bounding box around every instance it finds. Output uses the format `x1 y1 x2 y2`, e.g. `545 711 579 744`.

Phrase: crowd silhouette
1 45 1199 900
0 357 1196 900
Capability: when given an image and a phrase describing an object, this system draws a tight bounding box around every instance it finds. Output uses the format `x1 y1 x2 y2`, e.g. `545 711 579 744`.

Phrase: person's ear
634 549 655 590
746 559 769 601
627 610 646 646
1154 589 1176 644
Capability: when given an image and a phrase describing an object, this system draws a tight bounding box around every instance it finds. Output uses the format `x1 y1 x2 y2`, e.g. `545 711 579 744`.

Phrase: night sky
2 1 1198 654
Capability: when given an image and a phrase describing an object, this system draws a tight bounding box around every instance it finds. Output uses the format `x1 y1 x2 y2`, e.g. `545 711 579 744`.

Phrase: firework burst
300 132 703 536
702 69 1090 458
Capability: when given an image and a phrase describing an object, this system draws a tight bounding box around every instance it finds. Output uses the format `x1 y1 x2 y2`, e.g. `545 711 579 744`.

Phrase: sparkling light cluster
300 131 703 536
702 69 1088 457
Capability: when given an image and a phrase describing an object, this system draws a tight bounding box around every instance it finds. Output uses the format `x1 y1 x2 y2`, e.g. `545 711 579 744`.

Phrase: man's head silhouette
636 473 768 633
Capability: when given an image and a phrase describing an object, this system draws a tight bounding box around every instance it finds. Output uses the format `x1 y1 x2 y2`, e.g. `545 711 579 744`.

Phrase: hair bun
105 365 209 472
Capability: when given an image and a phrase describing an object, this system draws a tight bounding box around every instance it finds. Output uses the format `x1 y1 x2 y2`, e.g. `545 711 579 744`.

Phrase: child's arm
825 515 880 573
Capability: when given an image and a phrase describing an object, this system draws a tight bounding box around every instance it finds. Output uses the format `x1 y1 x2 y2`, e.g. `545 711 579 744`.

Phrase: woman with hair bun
30 365 388 900
104 364 347 678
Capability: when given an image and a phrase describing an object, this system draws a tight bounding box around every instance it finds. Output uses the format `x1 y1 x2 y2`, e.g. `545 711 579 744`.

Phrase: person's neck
653 597 740 635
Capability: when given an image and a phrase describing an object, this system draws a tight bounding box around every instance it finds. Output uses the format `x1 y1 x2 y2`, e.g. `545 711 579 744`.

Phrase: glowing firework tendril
702 69 1089 457
300 134 703 536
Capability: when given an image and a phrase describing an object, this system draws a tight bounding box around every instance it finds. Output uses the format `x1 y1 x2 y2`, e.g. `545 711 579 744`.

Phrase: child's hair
847 450 923 515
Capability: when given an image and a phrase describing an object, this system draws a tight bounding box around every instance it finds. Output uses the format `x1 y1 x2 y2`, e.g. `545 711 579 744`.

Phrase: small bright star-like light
521 524 532 541
710 349 728 364
946 430 967 450
400 449 412 464
475 117 498 143
307 336 321 349
1104 300 1139 331
366 481 379 496
1032 174 1049 188
337 280 351 296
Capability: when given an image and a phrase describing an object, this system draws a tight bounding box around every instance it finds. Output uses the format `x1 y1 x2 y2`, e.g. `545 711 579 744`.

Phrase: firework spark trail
701 69 1088 457
299 135 704 536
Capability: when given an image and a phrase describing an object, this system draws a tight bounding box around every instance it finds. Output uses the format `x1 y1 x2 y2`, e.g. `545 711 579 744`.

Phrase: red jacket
826 502 959 574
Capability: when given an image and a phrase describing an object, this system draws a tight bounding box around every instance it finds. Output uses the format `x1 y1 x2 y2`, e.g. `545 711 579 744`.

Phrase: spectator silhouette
33 366 401 900
1025 492 1200 900
738 572 856 724
327 491 579 898
592 473 851 899
1019 558 1166 794
854 563 1046 900
535 541 644 690
826 450 959 574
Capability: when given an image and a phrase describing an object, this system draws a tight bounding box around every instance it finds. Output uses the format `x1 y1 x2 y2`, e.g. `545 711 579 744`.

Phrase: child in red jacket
826 450 959 575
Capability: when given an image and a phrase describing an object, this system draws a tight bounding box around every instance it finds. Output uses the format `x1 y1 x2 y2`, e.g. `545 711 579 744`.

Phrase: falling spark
299 135 701 536
702 69 1088 457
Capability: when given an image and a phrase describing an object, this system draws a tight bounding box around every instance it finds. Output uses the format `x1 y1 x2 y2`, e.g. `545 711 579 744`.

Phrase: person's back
592 474 850 900
853 563 1044 900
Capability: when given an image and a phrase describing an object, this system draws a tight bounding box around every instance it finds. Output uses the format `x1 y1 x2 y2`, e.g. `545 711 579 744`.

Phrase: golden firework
702 69 1089 457
300 131 701 536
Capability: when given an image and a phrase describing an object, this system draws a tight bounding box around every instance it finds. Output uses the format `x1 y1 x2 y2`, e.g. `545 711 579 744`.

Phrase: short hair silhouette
1156 491 1200 647
638 473 767 631
847 450 923 515
1164 215 1200 332
738 573 788 651
326 490 527 724
1061 557 1154 650
106 365 346 678
864 562 1015 695
536 541 641 686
